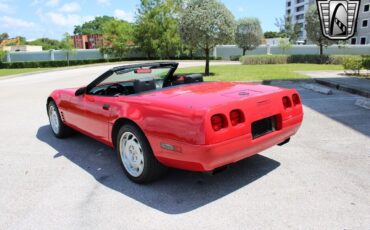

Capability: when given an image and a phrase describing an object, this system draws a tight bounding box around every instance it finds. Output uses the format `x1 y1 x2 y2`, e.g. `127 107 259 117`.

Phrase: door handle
102 104 110 110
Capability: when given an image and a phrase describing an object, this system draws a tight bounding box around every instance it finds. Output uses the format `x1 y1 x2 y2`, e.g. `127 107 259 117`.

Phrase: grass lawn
0 63 344 80
0 68 53 77
176 64 343 81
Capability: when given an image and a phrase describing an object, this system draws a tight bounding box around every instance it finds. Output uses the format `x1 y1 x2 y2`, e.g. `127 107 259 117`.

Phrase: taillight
230 110 244 126
292 94 301 106
211 114 227 131
282 96 292 109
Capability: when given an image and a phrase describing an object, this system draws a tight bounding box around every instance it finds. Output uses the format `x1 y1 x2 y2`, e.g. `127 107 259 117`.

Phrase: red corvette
47 62 303 183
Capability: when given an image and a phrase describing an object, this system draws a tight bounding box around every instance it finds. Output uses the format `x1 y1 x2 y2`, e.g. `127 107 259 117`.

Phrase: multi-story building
286 0 315 43
350 0 370 45
286 0 370 45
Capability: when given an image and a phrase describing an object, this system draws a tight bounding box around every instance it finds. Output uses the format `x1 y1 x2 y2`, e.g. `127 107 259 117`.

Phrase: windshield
99 67 171 87
88 66 173 97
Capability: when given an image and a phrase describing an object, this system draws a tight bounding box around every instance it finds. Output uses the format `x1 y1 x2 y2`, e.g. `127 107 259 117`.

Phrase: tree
18 36 27 45
278 38 292 54
275 15 301 43
74 16 115 35
0 50 7 62
264 31 280 39
179 0 235 75
0 33 9 43
235 18 262 55
134 0 182 59
305 5 334 56
60 33 75 66
100 19 134 59
27 38 63 50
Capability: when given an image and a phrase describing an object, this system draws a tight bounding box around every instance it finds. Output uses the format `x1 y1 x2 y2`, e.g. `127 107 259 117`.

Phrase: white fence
214 45 370 59
3 45 370 62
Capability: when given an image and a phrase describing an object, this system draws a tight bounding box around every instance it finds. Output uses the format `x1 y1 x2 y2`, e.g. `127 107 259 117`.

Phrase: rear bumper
149 116 302 171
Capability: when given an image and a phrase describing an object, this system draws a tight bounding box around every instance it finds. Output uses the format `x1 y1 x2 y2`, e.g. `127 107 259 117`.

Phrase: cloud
46 0 59 7
59 2 80 13
0 3 14 14
46 12 92 27
0 16 35 28
46 12 79 26
238 7 245 12
114 9 134 22
31 0 59 7
97 0 111 6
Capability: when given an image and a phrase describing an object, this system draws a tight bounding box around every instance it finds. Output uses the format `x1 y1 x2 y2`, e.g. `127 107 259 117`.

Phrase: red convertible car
47 62 303 183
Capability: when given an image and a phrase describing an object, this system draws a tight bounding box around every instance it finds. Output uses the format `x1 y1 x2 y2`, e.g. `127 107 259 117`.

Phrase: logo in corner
316 0 361 40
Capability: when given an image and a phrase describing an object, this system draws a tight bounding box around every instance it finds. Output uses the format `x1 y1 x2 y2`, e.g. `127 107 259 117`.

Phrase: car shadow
36 125 280 214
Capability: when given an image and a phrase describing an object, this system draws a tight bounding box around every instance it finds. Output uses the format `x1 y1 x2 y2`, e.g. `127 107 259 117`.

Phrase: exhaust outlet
205 165 229 175
278 138 290 146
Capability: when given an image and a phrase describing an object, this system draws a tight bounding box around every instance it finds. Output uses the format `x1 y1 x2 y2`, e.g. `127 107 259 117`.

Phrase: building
72 34 104 49
286 0 315 43
1 45 42 52
350 0 370 45
286 0 370 45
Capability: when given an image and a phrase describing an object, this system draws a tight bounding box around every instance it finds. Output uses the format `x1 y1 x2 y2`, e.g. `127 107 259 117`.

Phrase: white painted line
355 98 370 110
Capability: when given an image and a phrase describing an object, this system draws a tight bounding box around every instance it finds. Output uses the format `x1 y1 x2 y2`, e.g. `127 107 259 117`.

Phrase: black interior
171 74 204 86
88 71 203 97
134 77 156 93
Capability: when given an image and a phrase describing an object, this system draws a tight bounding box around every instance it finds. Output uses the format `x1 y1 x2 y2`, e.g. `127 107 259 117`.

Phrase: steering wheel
105 83 129 96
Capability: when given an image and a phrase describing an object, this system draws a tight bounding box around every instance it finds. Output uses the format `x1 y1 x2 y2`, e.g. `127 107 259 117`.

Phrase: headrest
184 74 204 83
133 77 156 93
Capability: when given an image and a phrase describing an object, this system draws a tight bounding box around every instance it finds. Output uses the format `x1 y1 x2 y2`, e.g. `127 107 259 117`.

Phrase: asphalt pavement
297 70 370 98
0 63 369 229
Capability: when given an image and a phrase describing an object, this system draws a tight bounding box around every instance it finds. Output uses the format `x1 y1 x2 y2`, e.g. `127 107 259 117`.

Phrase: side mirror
75 87 86 96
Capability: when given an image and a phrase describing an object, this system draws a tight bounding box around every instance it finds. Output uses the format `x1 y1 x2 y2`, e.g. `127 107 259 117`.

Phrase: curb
314 79 370 98
262 79 314 85
301 83 333 95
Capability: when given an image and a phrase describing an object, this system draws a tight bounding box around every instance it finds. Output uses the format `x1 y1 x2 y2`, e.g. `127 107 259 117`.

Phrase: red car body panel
49 77 303 172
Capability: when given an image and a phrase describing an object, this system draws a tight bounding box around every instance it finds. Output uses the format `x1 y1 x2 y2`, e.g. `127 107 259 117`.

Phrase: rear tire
117 124 167 183
47 100 74 138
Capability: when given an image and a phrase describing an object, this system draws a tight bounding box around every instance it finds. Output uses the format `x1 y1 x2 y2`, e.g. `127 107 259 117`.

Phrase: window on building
362 19 368 27
287 9 291 14
364 4 369 12
296 6 305 12
296 0 304 3
296 14 304 20
360 37 367 45
351 38 357 45
287 1 291 7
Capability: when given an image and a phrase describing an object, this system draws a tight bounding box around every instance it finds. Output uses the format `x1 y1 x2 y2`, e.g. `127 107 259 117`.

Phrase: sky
0 0 284 40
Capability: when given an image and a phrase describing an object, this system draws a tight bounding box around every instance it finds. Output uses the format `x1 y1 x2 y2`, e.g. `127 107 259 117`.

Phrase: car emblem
316 0 361 40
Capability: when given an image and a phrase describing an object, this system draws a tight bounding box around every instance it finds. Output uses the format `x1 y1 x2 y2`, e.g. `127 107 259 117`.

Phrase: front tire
47 100 74 138
117 124 167 183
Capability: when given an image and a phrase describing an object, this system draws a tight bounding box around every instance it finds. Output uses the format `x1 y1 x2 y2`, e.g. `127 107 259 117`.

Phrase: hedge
341 55 370 75
239 54 362 65
288 55 330 64
342 56 363 74
362 57 370 70
239 55 289 65
0 56 222 69
230 55 242 61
